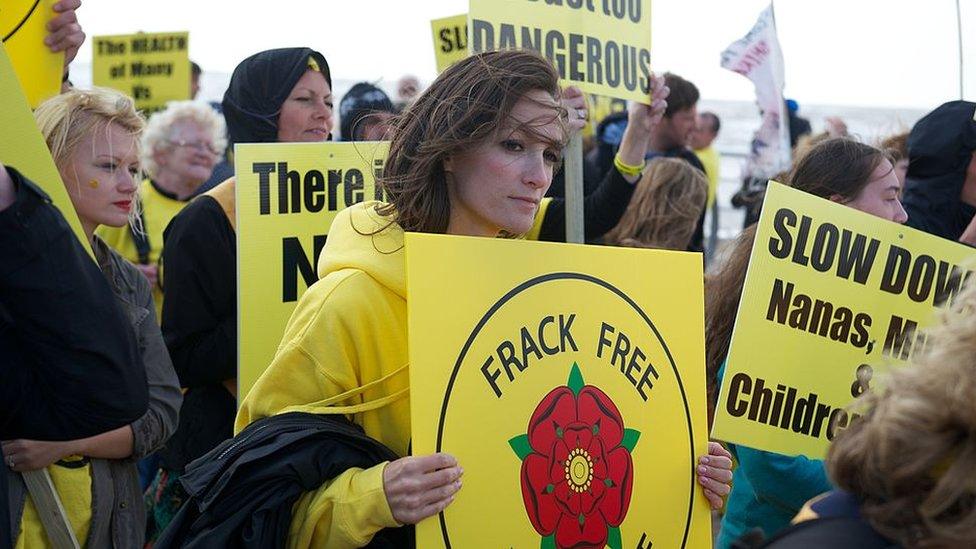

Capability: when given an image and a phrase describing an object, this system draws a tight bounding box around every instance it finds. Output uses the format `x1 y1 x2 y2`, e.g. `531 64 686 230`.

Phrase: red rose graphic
510 363 639 549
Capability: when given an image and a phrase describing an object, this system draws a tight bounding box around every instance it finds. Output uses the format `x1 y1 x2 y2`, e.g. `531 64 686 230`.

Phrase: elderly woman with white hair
97 100 226 315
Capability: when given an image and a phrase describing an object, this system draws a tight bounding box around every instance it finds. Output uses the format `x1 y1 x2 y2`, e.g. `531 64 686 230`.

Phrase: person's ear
443 155 454 174
828 193 845 204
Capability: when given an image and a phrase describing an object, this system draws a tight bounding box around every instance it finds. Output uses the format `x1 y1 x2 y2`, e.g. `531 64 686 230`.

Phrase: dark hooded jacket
339 82 394 141
159 48 331 473
155 412 412 549
902 100 976 242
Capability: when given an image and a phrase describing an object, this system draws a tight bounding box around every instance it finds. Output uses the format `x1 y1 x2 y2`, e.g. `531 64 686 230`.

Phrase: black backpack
731 517 901 549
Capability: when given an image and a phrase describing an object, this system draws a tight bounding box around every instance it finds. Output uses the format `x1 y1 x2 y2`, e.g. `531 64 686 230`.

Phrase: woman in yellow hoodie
237 49 734 548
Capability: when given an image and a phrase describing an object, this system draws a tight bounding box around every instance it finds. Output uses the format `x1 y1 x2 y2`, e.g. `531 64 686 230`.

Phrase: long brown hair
377 50 566 234
704 224 756 423
603 158 707 250
827 281 976 547
789 137 892 200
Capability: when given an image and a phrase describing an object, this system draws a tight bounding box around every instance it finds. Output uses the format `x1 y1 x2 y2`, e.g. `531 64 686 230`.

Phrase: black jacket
903 100 976 242
155 412 413 549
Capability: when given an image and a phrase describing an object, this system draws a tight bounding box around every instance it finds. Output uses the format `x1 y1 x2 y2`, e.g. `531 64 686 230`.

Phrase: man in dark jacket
902 100 976 245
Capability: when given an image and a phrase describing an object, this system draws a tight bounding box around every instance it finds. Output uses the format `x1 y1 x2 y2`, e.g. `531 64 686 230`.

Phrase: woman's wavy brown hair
603 158 707 250
827 280 976 547
376 49 566 234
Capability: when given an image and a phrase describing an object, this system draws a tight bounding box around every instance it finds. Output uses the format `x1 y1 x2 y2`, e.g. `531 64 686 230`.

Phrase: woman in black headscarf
146 47 334 539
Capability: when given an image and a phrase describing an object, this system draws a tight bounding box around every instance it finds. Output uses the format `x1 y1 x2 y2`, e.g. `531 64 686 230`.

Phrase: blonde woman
2 88 181 548
97 100 226 318
603 157 708 250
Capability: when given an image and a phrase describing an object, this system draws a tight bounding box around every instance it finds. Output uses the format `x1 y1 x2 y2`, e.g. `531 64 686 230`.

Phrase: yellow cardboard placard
91 31 189 115
469 0 653 104
2 0 62 107
583 93 627 138
712 182 976 458
408 235 710 549
235 141 389 400
0 40 89 255
431 14 468 74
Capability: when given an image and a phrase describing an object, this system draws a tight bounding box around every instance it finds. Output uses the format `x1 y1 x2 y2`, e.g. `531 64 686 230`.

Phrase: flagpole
957 0 965 99
769 0 791 170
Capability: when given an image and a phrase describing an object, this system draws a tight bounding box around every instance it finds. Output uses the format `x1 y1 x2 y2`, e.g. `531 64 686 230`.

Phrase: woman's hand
616 74 670 173
560 85 588 137
47 0 86 70
2 439 76 472
697 441 734 509
383 453 462 524
134 263 159 288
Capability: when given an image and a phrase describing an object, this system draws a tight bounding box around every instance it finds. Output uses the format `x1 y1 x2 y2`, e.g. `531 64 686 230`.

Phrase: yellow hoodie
236 201 410 548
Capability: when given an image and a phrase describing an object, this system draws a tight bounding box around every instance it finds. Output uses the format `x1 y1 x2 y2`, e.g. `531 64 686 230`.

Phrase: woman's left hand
697 441 733 509
2 439 74 473
560 85 588 136
47 0 86 69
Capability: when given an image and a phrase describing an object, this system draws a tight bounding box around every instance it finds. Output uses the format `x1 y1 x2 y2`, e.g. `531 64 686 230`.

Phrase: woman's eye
129 167 140 176
544 150 562 164
502 139 524 152
325 101 334 110
98 162 117 172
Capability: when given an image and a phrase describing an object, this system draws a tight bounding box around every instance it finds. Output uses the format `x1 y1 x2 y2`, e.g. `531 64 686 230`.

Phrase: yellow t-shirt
96 179 189 320
694 146 720 209
15 458 92 548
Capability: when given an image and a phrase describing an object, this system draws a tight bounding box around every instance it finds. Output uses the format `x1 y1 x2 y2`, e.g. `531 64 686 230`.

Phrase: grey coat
6 236 182 548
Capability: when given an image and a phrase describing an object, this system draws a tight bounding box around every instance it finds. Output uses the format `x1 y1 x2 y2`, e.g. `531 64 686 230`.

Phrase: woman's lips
113 200 132 212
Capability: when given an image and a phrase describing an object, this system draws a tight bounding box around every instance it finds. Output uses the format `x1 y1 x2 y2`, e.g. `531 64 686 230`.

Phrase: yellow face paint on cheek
88 179 99 189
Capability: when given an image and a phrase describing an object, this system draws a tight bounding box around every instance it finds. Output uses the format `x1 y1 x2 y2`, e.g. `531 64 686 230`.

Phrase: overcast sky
72 0 974 108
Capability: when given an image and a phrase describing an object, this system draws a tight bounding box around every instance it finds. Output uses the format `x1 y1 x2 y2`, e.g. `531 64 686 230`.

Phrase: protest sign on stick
0 40 89 255
409 236 710 548
235 141 389 400
469 0 653 243
431 14 468 74
92 31 189 115
712 182 976 458
2 0 62 107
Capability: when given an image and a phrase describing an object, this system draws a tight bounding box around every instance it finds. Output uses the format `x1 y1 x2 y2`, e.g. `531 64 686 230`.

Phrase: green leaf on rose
541 534 556 549
607 526 623 549
621 428 641 452
567 362 585 395
508 434 532 460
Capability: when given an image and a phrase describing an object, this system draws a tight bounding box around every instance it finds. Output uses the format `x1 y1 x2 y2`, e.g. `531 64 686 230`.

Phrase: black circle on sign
3 1 42 42
435 272 697 548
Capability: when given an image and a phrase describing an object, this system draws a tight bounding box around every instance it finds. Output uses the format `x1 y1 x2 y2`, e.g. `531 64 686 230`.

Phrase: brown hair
377 50 566 234
880 131 910 163
604 158 707 250
663 72 699 117
704 224 757 423
788 137 892 201
827 281 976 547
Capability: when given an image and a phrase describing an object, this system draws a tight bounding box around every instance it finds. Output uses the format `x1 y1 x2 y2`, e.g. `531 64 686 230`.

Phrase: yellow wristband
613 153 645 177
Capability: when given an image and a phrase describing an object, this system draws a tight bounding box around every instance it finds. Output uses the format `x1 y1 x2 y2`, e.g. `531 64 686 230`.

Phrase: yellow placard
469 0 653 104
712 182 976 458
583 93 627 139
431 14 468 74
235 141 389 400
408 235 710 549
0 40 89 256
91 31 189 115
2 0 62 107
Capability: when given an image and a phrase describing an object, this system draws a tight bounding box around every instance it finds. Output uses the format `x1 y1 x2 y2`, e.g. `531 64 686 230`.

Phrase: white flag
721 4 791 178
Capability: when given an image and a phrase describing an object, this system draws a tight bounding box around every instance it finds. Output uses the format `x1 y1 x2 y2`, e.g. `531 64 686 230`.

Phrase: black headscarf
222 47 332 148
903 100 976 241
338 82 394 142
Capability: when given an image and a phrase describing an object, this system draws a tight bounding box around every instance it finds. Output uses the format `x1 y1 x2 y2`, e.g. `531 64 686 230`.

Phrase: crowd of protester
3 2 976 548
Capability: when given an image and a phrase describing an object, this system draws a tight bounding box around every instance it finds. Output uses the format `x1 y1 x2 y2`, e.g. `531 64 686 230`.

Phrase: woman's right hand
383 453 462 524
